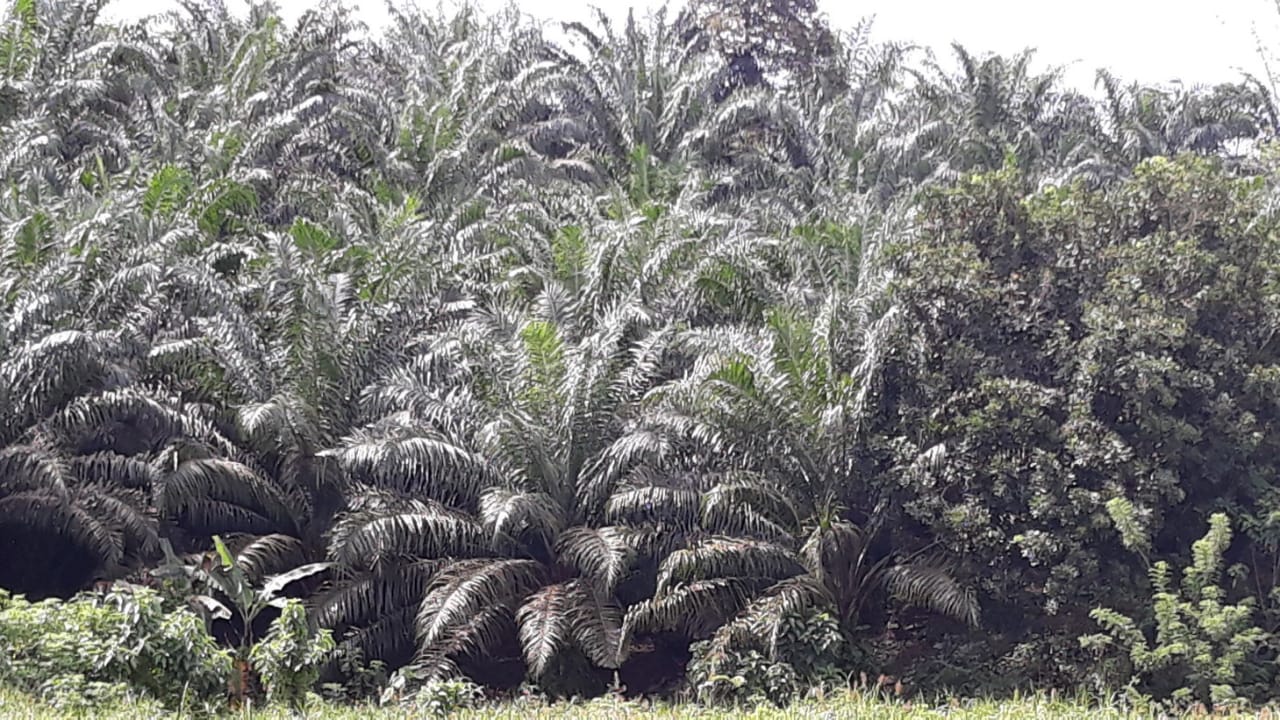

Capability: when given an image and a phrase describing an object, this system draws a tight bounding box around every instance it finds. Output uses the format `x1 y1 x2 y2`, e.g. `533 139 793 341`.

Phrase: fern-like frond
479 488 563 548
331 511 489 571
42 389 190 454
516 578 624 675
67 452 159 490
73 486 160 563
700 490 794 542
157 458 300 536
0 444 67 496
325 433 493 506
516 581 574 677
655 537 804 595
622 577 757 643
0 492 121 571
605 485 700 528
885 561 979 627
230 533 308 582
415 603 513 677
555 525 636 596
567 580 623 669
316 560 445 634
415 558 545 652
0 329 118 431
332 605 420 667
701 479 800 529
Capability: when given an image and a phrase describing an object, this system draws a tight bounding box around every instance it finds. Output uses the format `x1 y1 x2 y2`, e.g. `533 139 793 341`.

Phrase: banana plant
158 535 331 702
188 536 331 648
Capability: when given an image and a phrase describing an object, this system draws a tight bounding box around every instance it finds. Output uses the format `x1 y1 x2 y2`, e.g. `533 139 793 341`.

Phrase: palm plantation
4 0 1280 713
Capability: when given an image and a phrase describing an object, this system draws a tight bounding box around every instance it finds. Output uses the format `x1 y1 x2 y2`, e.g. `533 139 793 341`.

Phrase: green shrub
320 642 388 702
1082 509 1269 709
688 607 847 707
0 586 232 712
249 598 335 710
379 666 483 716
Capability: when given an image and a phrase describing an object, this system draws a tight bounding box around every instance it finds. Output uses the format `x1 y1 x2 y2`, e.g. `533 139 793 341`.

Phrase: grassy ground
3 686 1269 720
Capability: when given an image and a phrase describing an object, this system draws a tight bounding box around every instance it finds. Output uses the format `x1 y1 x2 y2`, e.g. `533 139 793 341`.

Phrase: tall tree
679 0 839 98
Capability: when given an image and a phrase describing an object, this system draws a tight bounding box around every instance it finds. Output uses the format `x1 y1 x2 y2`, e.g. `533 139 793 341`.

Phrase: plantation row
3 0 1280 713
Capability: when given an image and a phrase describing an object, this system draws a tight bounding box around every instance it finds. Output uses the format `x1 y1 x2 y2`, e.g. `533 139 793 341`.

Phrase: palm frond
606 485 701 528
566 580 623 669
67 452 159 490
0 492 122 571
555 525 636 596
331 511 489 571
415 558 545 652
231 533 308 582
479 488 563 548
623 577 757 644
74 486 160 563
0 444 68 496
415 603 513 677
316 559 445 636
325 433 493 506
885 560 979 627
516 581 575 677
655 537 804 595
158 458 301 536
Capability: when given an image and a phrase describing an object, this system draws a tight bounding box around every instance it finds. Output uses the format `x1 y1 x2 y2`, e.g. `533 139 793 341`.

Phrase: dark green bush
249 599 335 710
1083 509 1268 709
0 586 232 712
688 607 847 707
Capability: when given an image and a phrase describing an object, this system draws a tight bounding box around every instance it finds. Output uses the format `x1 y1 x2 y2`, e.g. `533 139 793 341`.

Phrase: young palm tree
312 287 796 692
0 0 169 189
619 276 977 648
0 190 232 596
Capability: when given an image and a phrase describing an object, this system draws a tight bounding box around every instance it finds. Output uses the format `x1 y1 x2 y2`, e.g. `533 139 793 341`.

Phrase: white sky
100 0 1280 90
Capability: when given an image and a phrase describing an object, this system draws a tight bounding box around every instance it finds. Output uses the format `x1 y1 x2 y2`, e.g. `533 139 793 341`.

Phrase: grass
2 686 1273 720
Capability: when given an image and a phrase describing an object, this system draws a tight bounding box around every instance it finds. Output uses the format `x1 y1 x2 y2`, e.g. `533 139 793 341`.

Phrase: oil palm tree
313 286 796 691
1055 70 1272 185
0 189 234 596
544 6 717 194
0 0 170 190
618 276 977 648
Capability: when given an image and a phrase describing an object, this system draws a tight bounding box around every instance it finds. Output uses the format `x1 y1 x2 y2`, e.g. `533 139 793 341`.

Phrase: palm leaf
0 445 67 495
885 561 980 627
158 458 300 535
700 494 793 541
67 453 159 490
655 537 804 595
416 559 544 657
261 562 334 600
74 486 160 562
606 485 701 528
555 525 636 596
623 577 757 643
325 434 493 505
232 533 308 582
416 604 513 677
316 560 444 632
0 492 121 570
332 511 489 571
479 488 563 548
516 581 574 677
567 580 624 669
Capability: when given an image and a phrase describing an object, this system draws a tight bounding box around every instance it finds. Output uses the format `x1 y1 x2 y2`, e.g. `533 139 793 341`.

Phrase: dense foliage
0 588 231 711
4 0 1280 712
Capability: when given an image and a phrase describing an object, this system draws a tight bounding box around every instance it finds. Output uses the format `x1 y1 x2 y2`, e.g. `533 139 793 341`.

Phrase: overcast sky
102 0 1280 91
